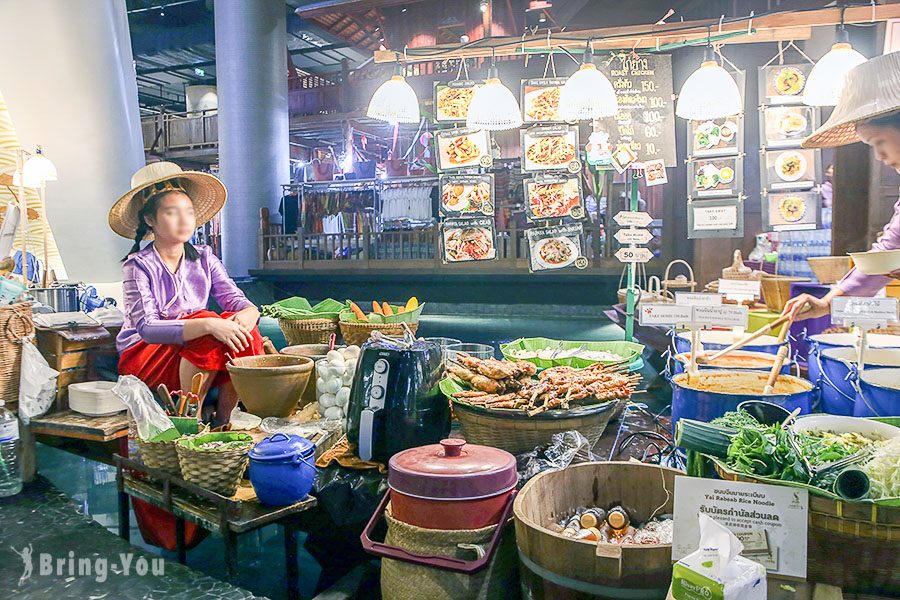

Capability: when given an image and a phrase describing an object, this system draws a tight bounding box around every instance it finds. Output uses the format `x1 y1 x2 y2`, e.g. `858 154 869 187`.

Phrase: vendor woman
110 161 263 424
784 52 900 321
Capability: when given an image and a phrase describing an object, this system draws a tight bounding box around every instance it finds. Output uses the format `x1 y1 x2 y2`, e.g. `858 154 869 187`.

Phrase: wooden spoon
762 314 795 395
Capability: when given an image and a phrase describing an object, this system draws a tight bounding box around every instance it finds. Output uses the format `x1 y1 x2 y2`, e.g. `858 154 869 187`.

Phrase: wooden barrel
513 462 679 599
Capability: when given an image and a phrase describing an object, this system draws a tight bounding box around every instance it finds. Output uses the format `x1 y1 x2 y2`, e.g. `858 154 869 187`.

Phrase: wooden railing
141 109 218 152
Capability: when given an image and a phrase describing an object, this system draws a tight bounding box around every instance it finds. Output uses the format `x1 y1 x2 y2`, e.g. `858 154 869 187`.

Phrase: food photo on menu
760 64 811 103
436 128 490 171
691 157 741 197
762 105 816 147
441 217 497 262
691 116 740 156
433 80 479 122
521 125 580 173
765 190 821 230
521 78 566 123
524 175 584 221
439 174 494 216
763 148 819 189
526 223 586 272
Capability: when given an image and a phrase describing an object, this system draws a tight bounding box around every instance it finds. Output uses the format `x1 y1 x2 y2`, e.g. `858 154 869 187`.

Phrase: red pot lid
388 439 517 501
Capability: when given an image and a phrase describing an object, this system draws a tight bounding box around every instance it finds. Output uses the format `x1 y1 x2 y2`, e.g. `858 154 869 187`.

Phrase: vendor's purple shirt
116 244 254 352
837 195 900 296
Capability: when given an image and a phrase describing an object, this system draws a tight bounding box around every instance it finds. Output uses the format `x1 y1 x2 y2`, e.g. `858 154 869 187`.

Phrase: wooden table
29 409 128 442
114 454 317 600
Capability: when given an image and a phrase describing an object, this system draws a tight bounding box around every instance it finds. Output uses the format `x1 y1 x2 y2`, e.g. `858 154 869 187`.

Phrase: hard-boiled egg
323 406 343 420
318 393 336 408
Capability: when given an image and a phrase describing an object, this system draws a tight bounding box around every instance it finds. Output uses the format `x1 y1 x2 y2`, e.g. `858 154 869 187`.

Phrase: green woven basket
176 432 253 497
499 337 644 370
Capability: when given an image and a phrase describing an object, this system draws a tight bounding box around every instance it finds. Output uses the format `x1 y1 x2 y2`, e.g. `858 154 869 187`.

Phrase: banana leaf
499 337 644 370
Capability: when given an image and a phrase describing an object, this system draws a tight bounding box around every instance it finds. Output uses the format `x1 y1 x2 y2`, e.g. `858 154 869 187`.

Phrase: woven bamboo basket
0 302 33 405
452 398 621 455
136 420 206 476
714 463 899 591
278 318 338 346
760 275 809 313
339 321 418 347
808 256 852 284
176 432 253 496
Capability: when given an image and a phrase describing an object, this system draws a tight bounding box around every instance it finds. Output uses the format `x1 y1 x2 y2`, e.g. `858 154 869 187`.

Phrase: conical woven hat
108 161 226 239
804 51 900 149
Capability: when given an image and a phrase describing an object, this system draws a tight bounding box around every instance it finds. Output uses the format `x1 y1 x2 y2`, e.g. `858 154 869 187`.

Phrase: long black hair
122 188 201 262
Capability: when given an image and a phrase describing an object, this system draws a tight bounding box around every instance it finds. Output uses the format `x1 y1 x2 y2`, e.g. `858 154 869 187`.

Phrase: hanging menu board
599 53 677 167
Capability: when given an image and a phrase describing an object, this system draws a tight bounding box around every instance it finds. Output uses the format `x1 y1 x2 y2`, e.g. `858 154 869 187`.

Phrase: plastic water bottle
0 400 22 497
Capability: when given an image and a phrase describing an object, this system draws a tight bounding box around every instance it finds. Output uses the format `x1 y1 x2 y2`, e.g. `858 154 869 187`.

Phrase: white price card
691 304 749 328
614 228 653 245
832 296 899 326
615 247 653 263
692 204 738 230
675 292 723 307
718 278 761 299
673 476 808 578
613 211 653 228
639 303 693 326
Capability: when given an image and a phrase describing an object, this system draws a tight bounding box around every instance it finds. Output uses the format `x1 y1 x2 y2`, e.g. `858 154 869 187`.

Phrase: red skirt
119 309 264 551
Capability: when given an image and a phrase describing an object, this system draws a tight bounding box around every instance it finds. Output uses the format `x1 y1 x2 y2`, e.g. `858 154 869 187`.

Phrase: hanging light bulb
21 146 57 187
559 41 618 121
367 61 420 124
803 17 867 107
675 38 742 120
466 54 522 131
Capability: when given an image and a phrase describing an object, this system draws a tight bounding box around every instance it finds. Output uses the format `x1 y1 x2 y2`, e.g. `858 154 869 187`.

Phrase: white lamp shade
675 60 743 120
466 78 523 131
803 43 867 107
367 75 420 124
559 63 619 120
20 154 58 187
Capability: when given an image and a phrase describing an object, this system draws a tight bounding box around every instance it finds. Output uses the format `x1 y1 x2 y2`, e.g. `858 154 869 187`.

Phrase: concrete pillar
215 0 289 277
0 0 143 284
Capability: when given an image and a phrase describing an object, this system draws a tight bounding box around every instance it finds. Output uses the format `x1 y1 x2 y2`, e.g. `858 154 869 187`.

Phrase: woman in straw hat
784 52 900 321
110 161 263 426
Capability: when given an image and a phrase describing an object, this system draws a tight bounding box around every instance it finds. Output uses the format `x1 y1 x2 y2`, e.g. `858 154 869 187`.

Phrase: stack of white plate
68 381 125 416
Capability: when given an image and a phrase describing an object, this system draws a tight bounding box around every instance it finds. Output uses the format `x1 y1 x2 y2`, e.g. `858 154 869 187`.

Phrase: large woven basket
339 321 419 347
760 275 809 313
175 432 252 497
808 256 852 284
278 318 338 346
136 419 205 476
0 302 33 405
452 399 621 455
714 463 898 591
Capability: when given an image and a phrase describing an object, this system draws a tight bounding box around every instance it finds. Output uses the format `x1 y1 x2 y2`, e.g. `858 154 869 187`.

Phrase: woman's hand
205 318 253 353
781 287 845 322
229 306 260 332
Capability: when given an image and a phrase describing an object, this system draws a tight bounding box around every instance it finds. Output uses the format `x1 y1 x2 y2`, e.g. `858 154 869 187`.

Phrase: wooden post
832 143 871 254
259 207 269 269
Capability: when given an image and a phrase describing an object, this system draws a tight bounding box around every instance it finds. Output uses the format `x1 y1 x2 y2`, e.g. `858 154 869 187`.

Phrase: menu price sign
598 53 676 167
832 296 900 327
688 198 743 240
676 292 723 307
691 304 749 328
673 476 808 578
639 303 693 326
718 279 761 302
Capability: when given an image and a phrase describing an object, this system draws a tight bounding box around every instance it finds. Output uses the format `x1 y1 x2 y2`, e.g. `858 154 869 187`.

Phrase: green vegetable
711 410 765 431
676 419 735 458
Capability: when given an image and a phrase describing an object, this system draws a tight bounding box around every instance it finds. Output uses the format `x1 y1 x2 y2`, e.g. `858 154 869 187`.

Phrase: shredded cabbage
861 437 900 499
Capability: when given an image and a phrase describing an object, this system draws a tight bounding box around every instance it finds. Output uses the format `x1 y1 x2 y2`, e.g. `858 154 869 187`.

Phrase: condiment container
248 433 316 506
387 438 516 530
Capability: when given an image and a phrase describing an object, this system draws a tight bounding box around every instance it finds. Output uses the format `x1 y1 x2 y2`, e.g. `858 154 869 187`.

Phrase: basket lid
389 439 516 500
249 432 315 462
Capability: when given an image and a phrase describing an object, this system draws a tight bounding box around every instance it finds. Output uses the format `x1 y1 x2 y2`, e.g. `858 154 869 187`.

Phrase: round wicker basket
278 318 338 346
339 321 419 347
176 433 252 497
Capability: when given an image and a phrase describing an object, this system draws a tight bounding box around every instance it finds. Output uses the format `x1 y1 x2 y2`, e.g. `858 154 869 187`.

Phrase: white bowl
793 414 900 439
849 249 900 276
68 381 125 416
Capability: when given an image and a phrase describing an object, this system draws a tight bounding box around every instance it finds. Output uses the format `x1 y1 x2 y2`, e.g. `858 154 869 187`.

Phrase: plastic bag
672 513 766 600
517 430 597 487
111 375 176 441
18 336 58 425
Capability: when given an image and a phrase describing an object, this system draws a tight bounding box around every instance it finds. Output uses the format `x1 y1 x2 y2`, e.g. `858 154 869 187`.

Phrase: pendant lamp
559 42 618 120
803 24 867 107
466 55 522 131
675 43 742 120
367 62 420 124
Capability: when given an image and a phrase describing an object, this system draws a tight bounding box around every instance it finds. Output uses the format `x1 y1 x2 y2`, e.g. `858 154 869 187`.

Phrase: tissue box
672 555 766 600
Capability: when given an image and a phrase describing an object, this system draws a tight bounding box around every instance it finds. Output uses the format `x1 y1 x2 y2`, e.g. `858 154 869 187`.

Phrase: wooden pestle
762 314 794 394
697 314 791 364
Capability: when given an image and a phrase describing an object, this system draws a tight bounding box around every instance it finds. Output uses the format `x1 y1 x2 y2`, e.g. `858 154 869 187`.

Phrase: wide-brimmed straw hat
804 52 900 149
108 161 226 239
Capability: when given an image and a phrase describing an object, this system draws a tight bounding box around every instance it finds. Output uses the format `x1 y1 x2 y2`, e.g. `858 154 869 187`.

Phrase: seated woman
110 161 263 425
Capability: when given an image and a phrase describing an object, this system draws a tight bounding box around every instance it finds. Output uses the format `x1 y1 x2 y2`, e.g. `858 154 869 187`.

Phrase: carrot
350 302 368 322
372 301 384 316
382 302 393 316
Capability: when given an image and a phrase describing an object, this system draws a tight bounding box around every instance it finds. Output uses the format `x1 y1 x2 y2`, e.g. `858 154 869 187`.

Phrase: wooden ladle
762 314 795 395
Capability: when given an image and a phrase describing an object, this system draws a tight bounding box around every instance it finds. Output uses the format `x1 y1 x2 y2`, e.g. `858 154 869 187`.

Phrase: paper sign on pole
613 211 653 228
673 476 808 578
639 303 693 326
718 279 761 300
614 228 653 245
832 296 899 327
692 304 749 328
675 292 723 307
615 247 653 263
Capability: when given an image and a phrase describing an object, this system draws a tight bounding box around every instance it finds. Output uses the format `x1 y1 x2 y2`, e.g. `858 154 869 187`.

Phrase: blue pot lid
249 432 315 462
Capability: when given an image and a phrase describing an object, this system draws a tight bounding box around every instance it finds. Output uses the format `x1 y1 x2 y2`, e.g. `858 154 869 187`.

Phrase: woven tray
0 302 33 403
175 433 252 496
279 318 338 346
339 321 418 347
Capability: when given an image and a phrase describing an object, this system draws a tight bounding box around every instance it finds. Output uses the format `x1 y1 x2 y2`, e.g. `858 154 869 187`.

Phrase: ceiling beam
294 0 426 19
136 43 352 76
374 4 900 62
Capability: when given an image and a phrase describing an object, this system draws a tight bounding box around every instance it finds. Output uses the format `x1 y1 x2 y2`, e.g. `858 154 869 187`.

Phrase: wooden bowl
226 355 314 418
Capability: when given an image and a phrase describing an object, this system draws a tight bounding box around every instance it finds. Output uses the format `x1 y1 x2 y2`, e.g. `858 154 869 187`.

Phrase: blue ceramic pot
670 350 793 376
852 367 900 418
818 348 900 416
672 330 784 356
248 433 316 506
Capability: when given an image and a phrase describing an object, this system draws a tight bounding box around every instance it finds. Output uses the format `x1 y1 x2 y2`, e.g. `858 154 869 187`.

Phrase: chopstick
698 314 791 364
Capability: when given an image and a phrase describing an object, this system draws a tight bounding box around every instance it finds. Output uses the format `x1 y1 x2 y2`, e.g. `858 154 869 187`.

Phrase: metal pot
30 284 82 312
